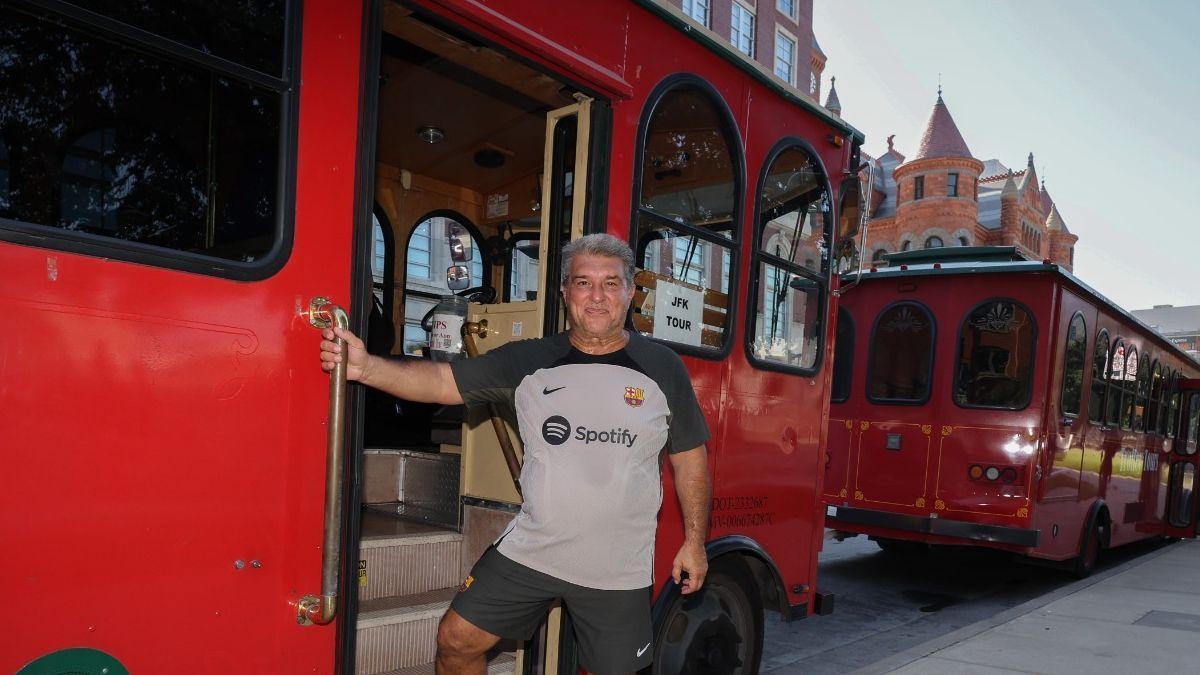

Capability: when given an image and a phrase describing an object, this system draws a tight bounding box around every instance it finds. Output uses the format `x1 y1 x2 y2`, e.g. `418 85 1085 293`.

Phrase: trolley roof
843 246 1200 369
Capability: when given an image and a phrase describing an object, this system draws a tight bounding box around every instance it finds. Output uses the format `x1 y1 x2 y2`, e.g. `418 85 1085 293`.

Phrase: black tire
652 556 764 675
873 537 930 556
1072 516 1105 579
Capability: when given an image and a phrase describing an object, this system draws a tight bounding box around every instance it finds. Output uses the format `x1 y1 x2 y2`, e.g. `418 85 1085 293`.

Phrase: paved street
761 534 1170 674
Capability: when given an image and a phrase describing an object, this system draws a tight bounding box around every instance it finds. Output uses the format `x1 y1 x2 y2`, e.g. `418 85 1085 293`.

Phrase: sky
813 0 1199 312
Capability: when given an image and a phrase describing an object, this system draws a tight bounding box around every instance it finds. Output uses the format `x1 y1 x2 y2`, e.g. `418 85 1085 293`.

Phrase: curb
850 539 1186 675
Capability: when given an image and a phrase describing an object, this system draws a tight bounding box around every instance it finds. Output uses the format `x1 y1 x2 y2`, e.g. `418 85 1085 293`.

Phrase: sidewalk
859 539 1200 674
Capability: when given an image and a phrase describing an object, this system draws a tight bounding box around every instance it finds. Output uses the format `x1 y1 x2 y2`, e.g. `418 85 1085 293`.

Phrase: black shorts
449 547 654 674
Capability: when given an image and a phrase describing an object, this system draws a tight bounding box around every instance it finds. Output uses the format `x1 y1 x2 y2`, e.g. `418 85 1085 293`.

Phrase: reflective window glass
831 308 854 402
924 236 943 249
1185 394 1200 455
0 137 9 215
730 3 755 57
1168 371 1182 438
1106 340 1125 426
639 86 737 236
1121 347 1139 429
0 7 282 263
750 145 829 371
774 32 795 84
634 83 739 354
682 0 711 26
508 237 540 302
1147 363 1163 434
67 1 287 76
1133 353 1151 431
868 302 935 403
1061 313 1086 417
1088 330 1109 423
954 300 1036 409
372 214 387 305
407 222 432 279
1168 462 1195 527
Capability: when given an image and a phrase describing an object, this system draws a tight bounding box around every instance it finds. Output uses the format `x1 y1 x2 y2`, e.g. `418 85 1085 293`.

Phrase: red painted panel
1 1 364 671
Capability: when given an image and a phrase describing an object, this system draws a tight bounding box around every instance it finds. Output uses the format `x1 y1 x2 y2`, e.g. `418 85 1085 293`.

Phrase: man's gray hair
560 233 636 289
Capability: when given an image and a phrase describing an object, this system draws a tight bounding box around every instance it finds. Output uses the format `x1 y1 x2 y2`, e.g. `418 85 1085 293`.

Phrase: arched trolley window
747 140 831 373
867 301 935 404
631 77 742 356
953 299 1037 409
1105 339 1126 427
1088 329 1109 424
1060 312 1087 418
830 308 854 402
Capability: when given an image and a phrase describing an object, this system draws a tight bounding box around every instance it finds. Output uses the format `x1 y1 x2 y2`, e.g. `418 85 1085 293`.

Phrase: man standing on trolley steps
319 233 712 674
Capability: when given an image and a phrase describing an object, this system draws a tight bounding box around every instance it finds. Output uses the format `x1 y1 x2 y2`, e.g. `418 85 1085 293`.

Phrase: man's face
562 253 633 340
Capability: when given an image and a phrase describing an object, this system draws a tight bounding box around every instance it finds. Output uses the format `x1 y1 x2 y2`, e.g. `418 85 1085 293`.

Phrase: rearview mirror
446 264 470 291
447 222 473 263
837 177 864 242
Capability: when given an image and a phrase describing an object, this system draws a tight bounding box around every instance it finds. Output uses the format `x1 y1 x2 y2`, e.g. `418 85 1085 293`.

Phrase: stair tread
361 509 462 546
373 653 515 675
357 587 457 628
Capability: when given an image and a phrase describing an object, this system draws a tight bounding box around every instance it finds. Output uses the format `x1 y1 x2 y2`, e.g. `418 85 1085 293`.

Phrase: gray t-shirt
450 331 708 590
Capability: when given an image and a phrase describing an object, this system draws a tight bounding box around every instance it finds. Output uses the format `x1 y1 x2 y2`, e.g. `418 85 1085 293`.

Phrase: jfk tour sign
653 280 704 346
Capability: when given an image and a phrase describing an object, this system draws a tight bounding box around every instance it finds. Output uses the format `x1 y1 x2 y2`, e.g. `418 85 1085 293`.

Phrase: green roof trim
883 246 1028 266
632 0 865 145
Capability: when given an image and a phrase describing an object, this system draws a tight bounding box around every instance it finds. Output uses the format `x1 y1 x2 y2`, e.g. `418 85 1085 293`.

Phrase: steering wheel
420 286 497 331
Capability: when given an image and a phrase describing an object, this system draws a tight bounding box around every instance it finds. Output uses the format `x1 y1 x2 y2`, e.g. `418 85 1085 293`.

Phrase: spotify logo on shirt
541 416 572 445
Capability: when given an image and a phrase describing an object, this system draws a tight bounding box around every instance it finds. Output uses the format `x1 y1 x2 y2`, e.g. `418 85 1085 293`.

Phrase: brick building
672 0 826 100
833 89 1079 270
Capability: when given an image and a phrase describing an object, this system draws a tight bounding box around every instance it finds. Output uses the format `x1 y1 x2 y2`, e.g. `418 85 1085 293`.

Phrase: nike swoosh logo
542 386 566 395
636 642 650 657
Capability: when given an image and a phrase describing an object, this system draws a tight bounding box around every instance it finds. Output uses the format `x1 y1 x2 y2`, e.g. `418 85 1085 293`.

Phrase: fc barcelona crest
624 386 645 407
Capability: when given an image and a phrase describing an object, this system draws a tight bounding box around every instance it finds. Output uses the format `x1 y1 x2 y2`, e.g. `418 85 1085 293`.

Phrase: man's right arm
319 327 463 405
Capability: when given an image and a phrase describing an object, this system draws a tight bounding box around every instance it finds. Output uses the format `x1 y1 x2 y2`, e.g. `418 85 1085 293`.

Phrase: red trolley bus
2 1 867 672
823 247 1200 577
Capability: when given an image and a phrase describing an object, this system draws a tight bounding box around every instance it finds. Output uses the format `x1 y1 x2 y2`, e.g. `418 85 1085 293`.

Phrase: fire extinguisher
424 294 468 362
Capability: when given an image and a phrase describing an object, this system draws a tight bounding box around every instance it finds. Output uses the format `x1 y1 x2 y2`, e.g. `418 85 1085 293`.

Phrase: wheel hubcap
655 583 749 674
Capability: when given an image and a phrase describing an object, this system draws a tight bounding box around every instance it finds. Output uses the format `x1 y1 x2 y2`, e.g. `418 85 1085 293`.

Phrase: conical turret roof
824 76 841 115
912 93 973 161
1046 203 1067 232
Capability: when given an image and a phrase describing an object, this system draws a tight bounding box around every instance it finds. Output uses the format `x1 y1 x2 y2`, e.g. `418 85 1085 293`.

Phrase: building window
774 31 796 84
633 81 740 353
1061 313 1087 418
954 300 1037 409
901 240 911 251
1088 330 1109 424
749 144 830 372
913 175 925 200
868 302 935 404
682 0 710 27
809 71 818 95
730 2 755 57
947 172 959 197
958 236 970 246
777 0 797 20
407 221 432 279
871 248 888 263
831 308 854 402
924 236 943 249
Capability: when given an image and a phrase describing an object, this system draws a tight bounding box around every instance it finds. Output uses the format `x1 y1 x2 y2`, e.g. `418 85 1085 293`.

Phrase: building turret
1045 201 1079 271
824 76 841 117
890 90 985 250
1000 170 1021 248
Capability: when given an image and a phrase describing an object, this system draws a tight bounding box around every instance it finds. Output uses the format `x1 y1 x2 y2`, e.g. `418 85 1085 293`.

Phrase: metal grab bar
463 319 523 496
298 297 350 626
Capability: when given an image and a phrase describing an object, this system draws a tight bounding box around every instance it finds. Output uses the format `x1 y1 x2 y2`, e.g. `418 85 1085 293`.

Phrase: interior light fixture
416 126 445 144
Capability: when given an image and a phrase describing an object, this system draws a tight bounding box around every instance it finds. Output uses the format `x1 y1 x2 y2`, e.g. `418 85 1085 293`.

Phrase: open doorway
351 4 601 673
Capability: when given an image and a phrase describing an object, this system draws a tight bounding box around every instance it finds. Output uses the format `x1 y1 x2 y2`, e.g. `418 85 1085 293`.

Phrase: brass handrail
298 297 350 625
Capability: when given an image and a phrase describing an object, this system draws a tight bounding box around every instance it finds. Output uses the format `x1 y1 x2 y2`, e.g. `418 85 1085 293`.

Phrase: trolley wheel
873 537 930 556
1072 516 1105 579
652 556 764 675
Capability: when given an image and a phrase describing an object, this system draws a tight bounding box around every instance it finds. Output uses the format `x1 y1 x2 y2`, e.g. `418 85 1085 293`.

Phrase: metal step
371 652 515 675
359 512 462 602
356 588 456 674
